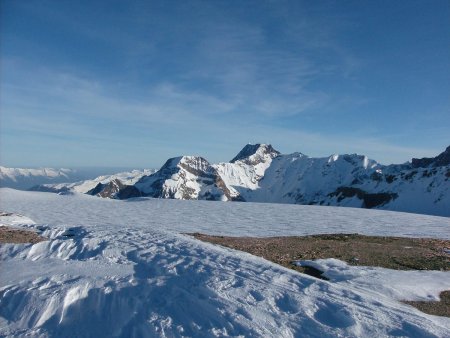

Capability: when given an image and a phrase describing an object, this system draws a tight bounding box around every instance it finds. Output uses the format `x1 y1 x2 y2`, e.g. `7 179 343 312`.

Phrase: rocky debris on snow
0 226 45 244
192 232 450 317
404 291 450 317
191 233 450 272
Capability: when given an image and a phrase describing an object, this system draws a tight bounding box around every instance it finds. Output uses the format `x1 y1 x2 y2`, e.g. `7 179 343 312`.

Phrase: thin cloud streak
1 1 448 167
1 61 439 167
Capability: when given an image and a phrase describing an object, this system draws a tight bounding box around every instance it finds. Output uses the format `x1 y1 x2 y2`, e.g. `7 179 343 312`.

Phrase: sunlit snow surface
0 188 449 337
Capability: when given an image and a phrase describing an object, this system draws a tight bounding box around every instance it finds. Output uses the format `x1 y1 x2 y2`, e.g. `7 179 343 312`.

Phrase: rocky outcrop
135 156 240 201
412 146 450 168
327 187 398 209
230 144 280 165
29 185 71 194
87 179 142 199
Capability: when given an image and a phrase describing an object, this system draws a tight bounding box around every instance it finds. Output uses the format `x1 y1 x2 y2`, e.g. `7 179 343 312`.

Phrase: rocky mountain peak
178 156 216 178
86 179 142 199
160 156 210 168
154 155 215 179
411 145 450 168
23 144 449 216
178 156 212 170
230 144 280 164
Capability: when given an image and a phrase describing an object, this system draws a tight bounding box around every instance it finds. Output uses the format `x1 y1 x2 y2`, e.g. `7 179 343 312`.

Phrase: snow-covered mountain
30 169 155 198
135 156 240 201
241 147 450 216
0 167 81 190
29 144 450 216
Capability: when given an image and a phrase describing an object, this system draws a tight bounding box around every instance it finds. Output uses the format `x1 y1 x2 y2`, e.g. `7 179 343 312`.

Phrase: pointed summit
157 155 214 177
230 144 280 164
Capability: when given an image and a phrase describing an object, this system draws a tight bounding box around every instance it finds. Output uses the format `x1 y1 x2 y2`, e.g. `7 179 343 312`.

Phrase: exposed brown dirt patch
191 233 450 317
0 226 45 244
404 291 450 317
191 233 450 271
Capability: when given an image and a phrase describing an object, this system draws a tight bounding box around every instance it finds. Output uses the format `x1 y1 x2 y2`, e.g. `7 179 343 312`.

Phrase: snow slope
1 190 450 337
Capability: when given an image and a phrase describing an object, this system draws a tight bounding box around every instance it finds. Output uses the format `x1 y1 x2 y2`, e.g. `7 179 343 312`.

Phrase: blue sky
1 0 449 168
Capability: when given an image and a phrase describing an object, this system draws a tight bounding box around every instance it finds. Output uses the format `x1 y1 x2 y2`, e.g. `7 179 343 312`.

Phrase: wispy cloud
1 1 448 167
1 58 439 167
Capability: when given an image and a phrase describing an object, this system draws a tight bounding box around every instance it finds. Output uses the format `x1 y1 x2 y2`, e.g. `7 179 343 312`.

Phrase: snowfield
1 188 449 337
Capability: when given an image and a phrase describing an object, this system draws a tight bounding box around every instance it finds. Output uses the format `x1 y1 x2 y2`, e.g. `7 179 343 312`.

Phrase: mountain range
0 167 155 191
0 167 81 190
24 144 450 216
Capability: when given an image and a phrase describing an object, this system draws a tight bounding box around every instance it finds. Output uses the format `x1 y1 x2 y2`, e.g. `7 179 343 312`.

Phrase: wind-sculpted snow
1 201 449 337
296 259 450 303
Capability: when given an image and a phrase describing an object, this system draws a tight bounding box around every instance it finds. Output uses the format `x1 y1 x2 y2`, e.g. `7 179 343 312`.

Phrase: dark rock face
328 187 398 209
412 158 433 169
215 175 244 201
363 192 398 208
433 145 450 166
156 157 183 177
86 183 104 196
385 174 396 184
115 185 143 199
412 146 450 168
87 179 142 199
144 178 170 198
178 157 217 179
328 187 366 202
230 144 280 164
29 185 70 193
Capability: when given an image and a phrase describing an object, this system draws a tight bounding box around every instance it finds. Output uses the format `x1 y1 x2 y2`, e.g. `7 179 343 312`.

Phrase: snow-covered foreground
1 189 450 337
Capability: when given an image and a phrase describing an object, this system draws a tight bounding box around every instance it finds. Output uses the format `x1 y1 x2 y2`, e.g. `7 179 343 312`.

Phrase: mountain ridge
24 144 450 216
